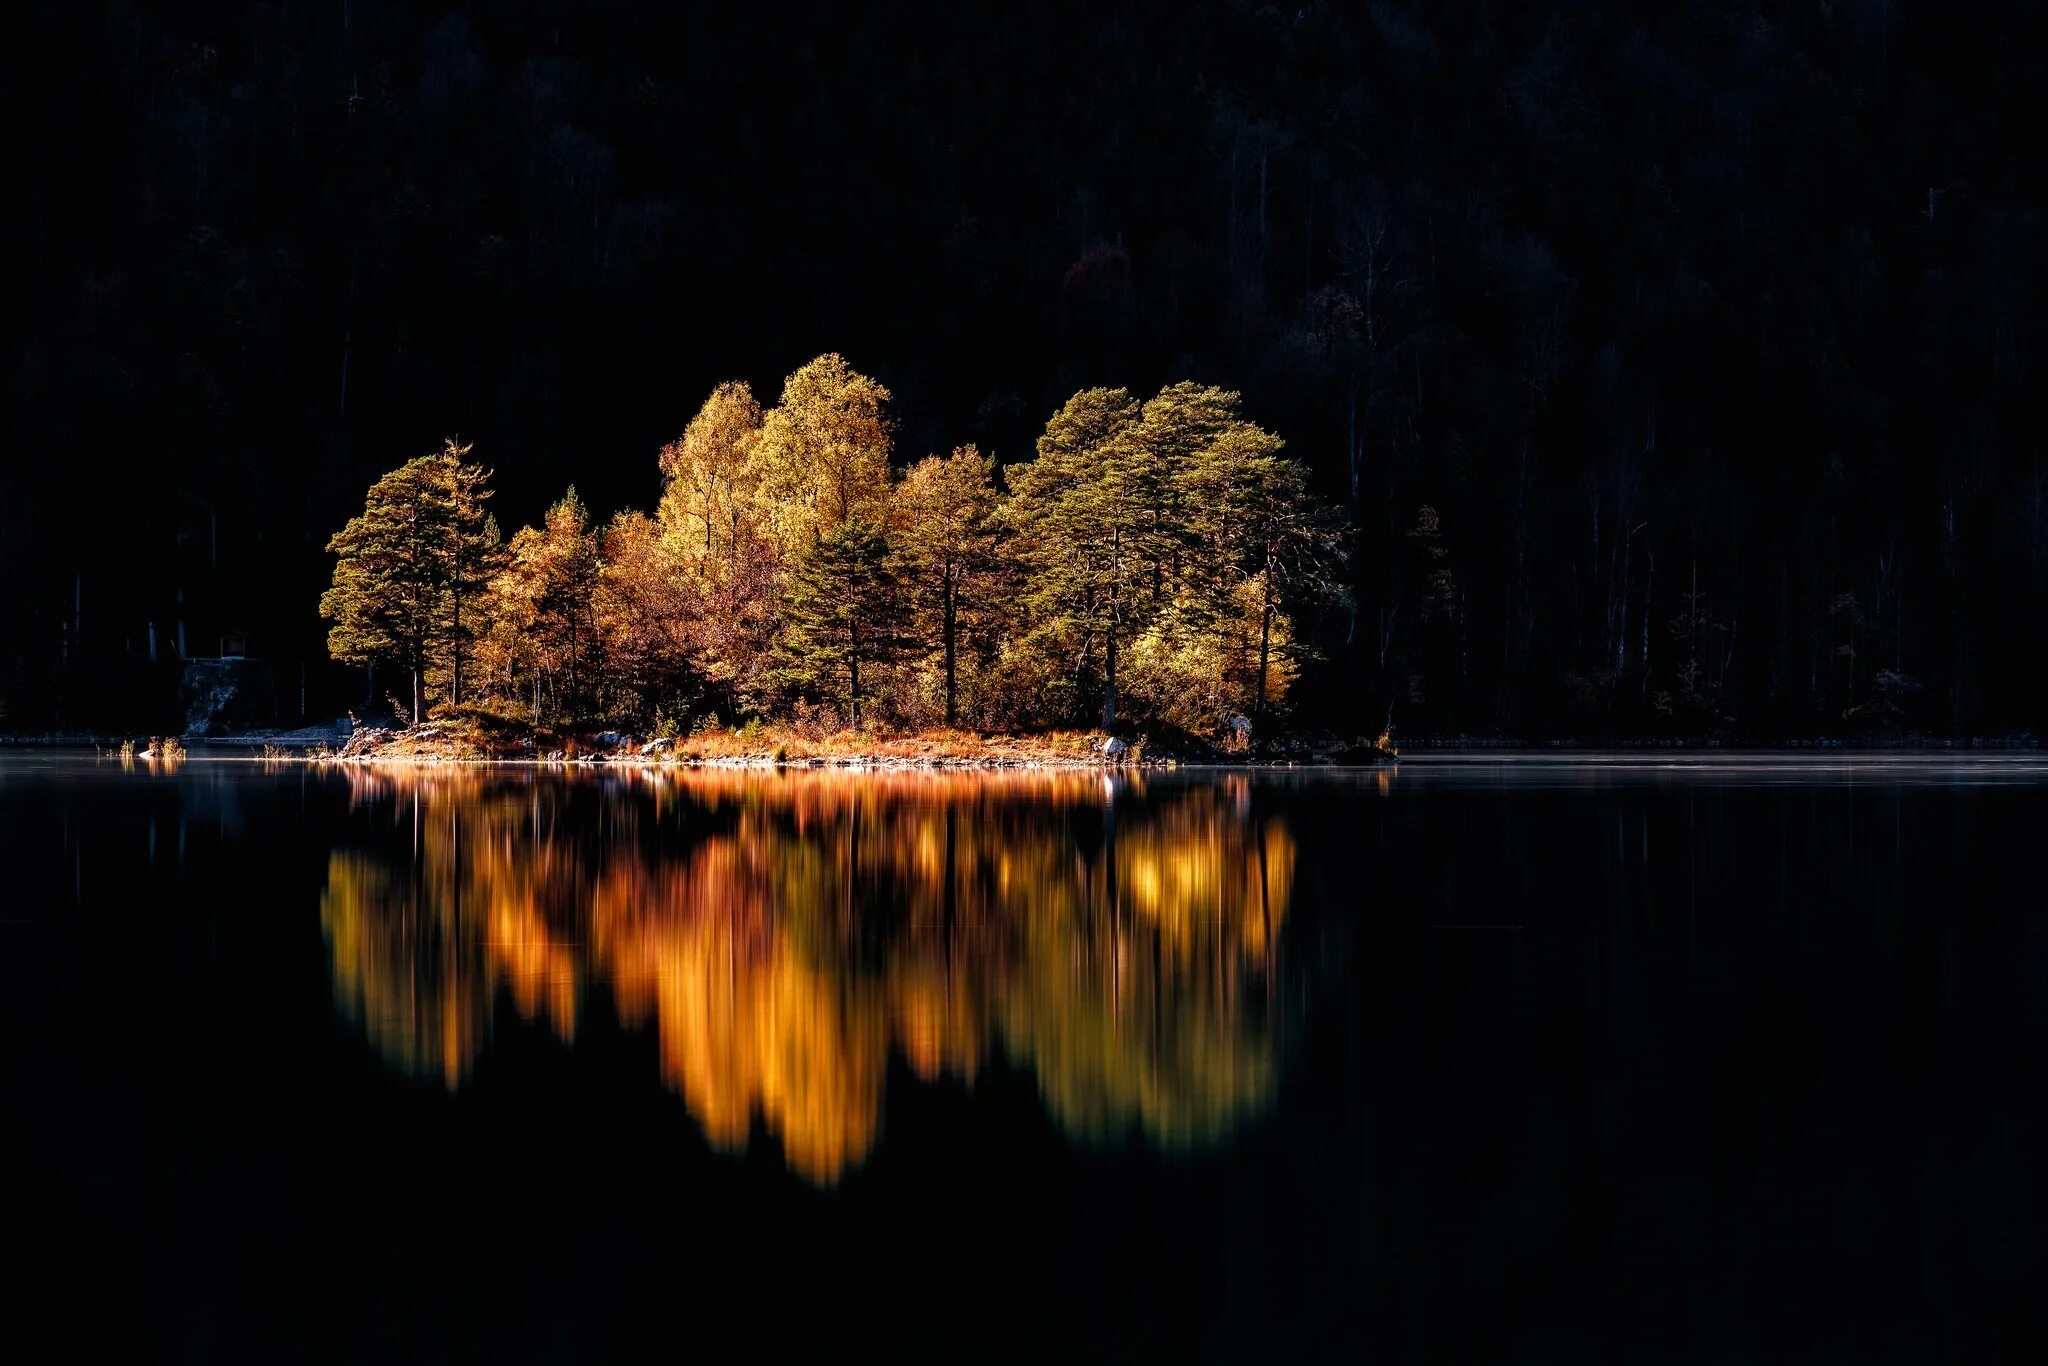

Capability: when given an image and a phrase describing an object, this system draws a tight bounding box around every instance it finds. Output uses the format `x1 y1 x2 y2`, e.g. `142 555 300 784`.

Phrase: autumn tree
772 517 904 728
658 380 763 573
492 488 603 724
654 381 780 713
890 447 1003 727
321 441 498 723
596 510 700 721
749 354 895 557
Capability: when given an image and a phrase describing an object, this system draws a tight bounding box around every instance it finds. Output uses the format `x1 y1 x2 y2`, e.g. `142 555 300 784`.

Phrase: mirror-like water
318 766 1293 1183
4 753 2044 1360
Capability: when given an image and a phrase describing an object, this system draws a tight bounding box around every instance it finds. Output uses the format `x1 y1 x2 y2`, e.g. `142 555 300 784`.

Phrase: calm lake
4 752 2046 1360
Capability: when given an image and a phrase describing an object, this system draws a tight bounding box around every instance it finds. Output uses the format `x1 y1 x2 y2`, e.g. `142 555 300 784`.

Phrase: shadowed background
4 0 2044 735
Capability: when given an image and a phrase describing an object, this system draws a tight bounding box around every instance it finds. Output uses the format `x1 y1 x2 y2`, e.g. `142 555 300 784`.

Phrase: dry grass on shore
666 726 1112 766
334 719 1145 767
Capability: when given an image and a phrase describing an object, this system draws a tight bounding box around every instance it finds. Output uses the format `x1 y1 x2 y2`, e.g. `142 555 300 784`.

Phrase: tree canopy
318 358 1344 740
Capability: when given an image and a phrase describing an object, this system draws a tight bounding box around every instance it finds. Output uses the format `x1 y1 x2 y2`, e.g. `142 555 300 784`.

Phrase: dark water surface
5 752 2046 1361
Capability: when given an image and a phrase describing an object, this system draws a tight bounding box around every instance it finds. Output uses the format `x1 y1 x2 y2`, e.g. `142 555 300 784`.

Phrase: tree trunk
849 621 861 728
450 579 463 706
411 662 422 725
1103 613 1119 729
1256 596 1274 724
942 576 958 729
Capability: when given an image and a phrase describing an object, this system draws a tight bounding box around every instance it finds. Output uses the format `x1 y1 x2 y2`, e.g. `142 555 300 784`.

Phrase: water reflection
320 767 1294 1183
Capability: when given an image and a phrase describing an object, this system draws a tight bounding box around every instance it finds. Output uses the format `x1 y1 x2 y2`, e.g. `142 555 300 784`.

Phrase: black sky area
4 0 2045 735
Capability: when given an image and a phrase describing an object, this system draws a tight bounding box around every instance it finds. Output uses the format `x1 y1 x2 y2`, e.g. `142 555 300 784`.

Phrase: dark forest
5 0 2044 739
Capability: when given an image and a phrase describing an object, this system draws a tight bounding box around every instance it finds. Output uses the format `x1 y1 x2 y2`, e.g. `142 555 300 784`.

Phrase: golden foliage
747 354 895 558
658 379 764 573
329 365 1340 735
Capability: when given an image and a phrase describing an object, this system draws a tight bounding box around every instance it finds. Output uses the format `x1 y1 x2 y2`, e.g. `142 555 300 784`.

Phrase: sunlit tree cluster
322 356 1346 737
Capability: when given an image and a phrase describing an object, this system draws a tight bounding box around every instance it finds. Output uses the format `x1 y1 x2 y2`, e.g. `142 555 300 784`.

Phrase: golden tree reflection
320 766 1295 1183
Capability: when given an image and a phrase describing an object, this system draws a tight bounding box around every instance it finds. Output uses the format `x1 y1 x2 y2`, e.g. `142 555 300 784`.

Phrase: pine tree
890 447 1002 727
773 517 903 728
321 442 497 723
443 445 501 709
1004 384 1344 731
1002 388 1150 726
1196 425 1347 721
1129 382 1244 611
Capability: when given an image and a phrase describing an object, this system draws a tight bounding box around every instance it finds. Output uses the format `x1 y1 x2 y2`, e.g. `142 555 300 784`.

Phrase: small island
316 355 1377 768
